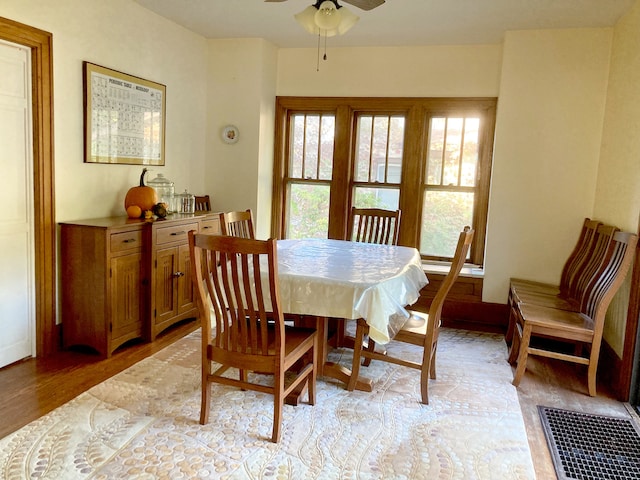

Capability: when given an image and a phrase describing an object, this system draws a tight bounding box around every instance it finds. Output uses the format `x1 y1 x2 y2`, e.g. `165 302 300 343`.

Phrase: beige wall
1 0 208 222
594 0 640 355
484 28 612 302
206 38 277 239
277 45 503 97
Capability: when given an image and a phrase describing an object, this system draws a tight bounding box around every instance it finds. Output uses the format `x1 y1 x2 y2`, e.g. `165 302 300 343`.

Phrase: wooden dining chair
510 230 638 397
349 207 401 246
194 195 211 212
506 223 618 344
188 232 318 442
331 207 403 346
347 226 474 404
219 209 255 239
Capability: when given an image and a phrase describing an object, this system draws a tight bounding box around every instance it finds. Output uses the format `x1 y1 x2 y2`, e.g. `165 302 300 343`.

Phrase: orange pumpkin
124 168 158 213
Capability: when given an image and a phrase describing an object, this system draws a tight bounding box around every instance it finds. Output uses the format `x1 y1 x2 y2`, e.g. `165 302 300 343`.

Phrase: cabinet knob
173 271 185 278
170 231 187 236
123 238 137 243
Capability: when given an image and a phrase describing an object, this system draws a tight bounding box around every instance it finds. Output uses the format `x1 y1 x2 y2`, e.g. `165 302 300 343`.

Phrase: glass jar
147 173 175 212
175 189 195 214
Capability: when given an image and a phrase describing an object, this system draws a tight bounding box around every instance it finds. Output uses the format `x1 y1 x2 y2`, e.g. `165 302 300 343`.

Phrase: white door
0 39 35 367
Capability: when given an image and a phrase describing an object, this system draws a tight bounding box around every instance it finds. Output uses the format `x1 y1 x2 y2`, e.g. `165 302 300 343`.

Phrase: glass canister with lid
175 189 195 214
147 173 176 212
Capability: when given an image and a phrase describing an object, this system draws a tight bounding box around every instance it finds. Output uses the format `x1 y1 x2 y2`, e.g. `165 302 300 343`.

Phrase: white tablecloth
275 239 428 344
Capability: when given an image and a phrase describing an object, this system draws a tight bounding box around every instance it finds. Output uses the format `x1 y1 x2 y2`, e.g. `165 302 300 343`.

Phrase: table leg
285 316 372 406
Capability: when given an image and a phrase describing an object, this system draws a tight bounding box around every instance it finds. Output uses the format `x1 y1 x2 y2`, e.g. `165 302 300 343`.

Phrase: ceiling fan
265 0 386 12
268 0 385 70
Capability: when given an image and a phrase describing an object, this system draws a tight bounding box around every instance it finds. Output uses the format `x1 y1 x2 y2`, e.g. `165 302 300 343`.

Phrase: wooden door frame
0 17 56 356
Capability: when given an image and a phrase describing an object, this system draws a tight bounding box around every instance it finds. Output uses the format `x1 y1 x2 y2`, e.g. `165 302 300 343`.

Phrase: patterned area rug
0 328 535 479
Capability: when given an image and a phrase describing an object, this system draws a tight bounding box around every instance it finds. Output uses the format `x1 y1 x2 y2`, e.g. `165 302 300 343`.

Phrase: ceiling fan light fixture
314 1 341 30
294 5 319 35
294 1 359 36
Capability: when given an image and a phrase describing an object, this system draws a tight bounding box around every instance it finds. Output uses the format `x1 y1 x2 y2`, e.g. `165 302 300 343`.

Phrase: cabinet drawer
200 217 221 235
110 230 143 253
155 222 199 245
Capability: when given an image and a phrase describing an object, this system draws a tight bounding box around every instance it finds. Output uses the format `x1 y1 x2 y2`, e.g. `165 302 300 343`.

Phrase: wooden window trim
271 96 496 266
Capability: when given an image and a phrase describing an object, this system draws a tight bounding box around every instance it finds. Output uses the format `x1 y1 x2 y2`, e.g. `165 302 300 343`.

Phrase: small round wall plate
222 125 239 144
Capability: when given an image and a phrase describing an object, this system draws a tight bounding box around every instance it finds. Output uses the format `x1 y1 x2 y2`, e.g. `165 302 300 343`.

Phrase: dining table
272 238 428 397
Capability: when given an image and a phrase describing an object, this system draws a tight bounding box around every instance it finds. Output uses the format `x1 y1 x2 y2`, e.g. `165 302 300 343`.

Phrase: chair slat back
568 224 618 302
220 209 255 239
429 226 474 322
558 218 601 295
189 233 284 361
194 195 211 212
350 207 401 246
581 230 638 325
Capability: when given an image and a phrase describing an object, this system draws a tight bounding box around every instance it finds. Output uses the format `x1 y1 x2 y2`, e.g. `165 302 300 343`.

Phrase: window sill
422 261 484 278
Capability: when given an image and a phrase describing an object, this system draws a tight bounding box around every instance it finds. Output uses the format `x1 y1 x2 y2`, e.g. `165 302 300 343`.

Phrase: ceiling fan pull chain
323 32 328 61
316 30 321 71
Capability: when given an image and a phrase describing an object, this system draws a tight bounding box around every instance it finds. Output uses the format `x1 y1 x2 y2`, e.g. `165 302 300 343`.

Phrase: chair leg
507 321 521 365
419 369 430 405
308 340 317 405
429 342 437 380
200 368 211 425
511 323 532 387
363 336 375 367
420 350 432 405
348 320 367 391
505 291 516 345
272 377 284 443
586 345 601 397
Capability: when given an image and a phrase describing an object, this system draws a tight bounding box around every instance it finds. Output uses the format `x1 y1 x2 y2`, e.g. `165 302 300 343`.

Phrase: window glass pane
289 114 334 181
286 183 330 239
371 117 389 181
426 117 445 185
355 116 372 182
303 115 320 179
420 190 473 258
290 115 305 178
355 114 404 184
354 186 400 210
319 116 335 180
388 116 405 183
461 117 479 187
443 118 462 186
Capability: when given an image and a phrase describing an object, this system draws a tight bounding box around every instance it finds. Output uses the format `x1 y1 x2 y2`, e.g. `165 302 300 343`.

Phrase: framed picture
83 62 166 165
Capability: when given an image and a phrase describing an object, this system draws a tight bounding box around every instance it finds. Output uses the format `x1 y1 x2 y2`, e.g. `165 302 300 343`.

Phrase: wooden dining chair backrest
567 224 618 304
219 209 255 239
556 218 601 297
349 207 401 246
348 226 474 405
194 195 211 212
188 232 317 442
581 230 637 328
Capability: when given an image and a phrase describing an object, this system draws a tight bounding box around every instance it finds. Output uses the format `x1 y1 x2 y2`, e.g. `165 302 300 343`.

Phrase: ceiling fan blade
341 0 385 11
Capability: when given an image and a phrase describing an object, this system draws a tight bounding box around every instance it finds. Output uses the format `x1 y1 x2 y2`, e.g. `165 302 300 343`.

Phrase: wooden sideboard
60 213 221 357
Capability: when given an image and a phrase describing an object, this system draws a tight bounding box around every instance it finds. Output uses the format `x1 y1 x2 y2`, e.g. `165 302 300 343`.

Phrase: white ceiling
133 0 635 48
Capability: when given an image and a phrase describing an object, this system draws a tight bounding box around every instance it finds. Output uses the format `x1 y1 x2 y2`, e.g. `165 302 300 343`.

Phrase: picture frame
83 62 166 165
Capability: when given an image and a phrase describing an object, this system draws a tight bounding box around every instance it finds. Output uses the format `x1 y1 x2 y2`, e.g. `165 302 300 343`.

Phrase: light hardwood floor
0 322 634 479
513 351 633 479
